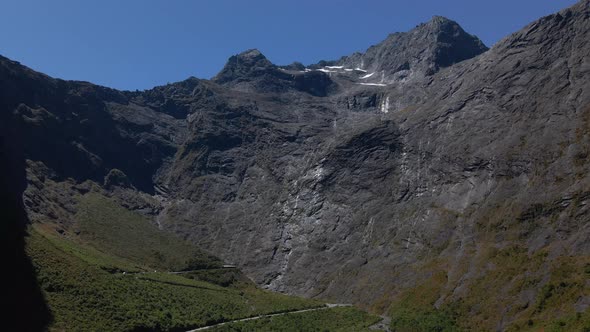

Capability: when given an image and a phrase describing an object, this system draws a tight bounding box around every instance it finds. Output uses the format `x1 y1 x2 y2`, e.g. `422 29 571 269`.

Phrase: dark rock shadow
1 116 52 331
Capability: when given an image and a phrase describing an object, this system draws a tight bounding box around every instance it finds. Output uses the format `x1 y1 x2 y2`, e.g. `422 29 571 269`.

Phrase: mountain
334 15 489 83
213 48 336 96
3 1 590 331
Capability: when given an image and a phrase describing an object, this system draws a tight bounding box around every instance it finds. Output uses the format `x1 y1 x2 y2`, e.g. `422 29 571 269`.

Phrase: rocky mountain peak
232 48 270 67
425 15 458 29
335 16 488 83
213 48 275 84
421 15 474 41
212 48 336 95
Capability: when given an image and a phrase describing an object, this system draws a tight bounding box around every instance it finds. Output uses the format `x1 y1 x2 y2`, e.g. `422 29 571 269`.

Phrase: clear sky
0 0 579 91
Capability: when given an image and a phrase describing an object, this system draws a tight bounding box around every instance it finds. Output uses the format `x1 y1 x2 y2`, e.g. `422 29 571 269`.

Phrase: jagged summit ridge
213 48 275 84
211 48 336 96
212 16 488 92
334 15 488 84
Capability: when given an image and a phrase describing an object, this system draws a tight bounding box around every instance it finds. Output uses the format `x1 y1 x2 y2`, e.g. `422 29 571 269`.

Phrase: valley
2 1 590 331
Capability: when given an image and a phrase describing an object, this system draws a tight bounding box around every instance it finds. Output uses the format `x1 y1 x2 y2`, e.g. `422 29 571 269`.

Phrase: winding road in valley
186 304 356 331
122 270 390 331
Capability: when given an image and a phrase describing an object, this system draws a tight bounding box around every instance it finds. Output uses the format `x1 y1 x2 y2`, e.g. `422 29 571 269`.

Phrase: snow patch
317 68 337 73
357 83 387 87
360 72 375 79
280 68 305 73
325 65 344 69
354 67 368 72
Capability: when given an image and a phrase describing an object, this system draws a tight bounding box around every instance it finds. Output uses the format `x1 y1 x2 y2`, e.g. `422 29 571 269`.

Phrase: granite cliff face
3 1 590 330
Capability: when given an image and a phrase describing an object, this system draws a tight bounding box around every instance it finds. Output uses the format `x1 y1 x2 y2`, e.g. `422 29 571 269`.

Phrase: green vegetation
390 307 459 332
28 227 323 331
180 268 246 287
388 268 460 332
208 307 381 332
75 193 220 271
386 246 590 332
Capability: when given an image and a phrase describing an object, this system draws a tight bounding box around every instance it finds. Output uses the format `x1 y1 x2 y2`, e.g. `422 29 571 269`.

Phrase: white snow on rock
325 65 344 69
360 72 375 79
357 82 387 87
354 68 368 72
317 68 337 73
280 68 306 73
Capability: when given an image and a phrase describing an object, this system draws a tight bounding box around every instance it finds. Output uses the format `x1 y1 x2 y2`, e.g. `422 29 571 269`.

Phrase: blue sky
0 0 579 90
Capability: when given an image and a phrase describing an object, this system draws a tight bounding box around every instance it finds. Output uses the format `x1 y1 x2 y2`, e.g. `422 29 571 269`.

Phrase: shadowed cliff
1 110 51 331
